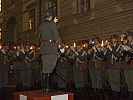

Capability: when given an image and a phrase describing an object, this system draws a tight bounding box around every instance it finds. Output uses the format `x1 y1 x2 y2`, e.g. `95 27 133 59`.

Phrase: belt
41 39 56 43
92 60 101 61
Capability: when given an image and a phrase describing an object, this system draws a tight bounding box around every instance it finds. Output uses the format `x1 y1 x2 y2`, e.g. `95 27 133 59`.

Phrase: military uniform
24 46 37 89
107 44 121 91
73 47 87 90
122 33 133 99
123 43 133 88
105 35 121 99
57 47 71 89
40 21 62 73
88 45 104 91
0 48 9 88
13 48 27 90
0 45 10 100
39 10 62 93
30 49 41 88
65 48 75 90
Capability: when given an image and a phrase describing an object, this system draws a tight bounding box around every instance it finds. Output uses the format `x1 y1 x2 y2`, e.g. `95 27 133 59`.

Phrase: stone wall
2 0 133 44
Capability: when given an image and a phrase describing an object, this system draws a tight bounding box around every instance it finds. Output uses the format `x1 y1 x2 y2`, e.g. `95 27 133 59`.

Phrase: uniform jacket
39 20 62 55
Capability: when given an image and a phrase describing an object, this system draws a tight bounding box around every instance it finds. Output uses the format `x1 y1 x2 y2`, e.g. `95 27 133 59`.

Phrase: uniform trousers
108 68 120 92
124 69 133 92
89 68 103 89
41 54 57 74
0 63 8 88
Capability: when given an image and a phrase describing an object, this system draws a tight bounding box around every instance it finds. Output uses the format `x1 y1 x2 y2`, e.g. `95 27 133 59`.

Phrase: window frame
48 0 57 17
77 0 90 14
0 27 2 40
10 0 15 4
0 0 2 12
28 9 36 30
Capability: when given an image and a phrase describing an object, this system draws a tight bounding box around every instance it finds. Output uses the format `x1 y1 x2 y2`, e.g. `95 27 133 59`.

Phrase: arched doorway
6 17 17 42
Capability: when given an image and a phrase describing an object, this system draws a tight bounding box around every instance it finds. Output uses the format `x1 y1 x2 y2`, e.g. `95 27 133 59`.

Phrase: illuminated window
48 0 57 17
28 9 35 30
0 28 2 39
0 0 2 12
77 0 90 14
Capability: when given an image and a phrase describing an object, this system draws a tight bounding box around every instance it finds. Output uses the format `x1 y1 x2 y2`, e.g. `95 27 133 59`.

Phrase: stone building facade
0 0 133 44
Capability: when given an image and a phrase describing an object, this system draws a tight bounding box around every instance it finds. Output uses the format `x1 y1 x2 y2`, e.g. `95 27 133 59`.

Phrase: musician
72 41 87 92
0 43 10 98
88 37 104 99
105 34 121 99
13 43 27 91
30 45 41 89
66 45 75 91
24 43 34 90
56 45 71 90
122 32 133 100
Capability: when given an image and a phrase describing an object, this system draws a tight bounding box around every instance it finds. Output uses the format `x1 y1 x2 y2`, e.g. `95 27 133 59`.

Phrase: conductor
39 10 62 93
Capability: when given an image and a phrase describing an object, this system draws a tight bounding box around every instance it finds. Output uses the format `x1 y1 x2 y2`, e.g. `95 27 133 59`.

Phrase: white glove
122 45 132 51
70 46 75 51
16 52 19 56
75 52 79 56
107 45 112 51
60 48 65 53
92 46 97 52
54 17 58 23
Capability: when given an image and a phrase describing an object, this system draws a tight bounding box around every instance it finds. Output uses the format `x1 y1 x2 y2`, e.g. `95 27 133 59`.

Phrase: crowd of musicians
0 32 133 100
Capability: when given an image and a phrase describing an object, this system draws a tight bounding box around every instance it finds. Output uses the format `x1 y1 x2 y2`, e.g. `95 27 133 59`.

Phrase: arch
6 17 17 42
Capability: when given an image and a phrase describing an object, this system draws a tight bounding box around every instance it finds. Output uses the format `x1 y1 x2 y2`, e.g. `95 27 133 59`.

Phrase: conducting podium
14 90 74 100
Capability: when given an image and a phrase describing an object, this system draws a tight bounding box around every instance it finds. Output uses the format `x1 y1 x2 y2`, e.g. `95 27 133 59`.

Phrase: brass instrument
125 49 133 64
25 50 36 68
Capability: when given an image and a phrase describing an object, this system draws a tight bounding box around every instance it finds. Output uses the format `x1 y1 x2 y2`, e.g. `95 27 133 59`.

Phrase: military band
0 31 133 100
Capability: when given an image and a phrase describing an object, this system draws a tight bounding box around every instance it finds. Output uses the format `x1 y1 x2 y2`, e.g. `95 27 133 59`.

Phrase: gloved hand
54 17 58 23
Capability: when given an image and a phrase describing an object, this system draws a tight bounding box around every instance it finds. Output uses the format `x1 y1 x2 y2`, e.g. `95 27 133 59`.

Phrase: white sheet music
51 94 68 100
20 94 27 100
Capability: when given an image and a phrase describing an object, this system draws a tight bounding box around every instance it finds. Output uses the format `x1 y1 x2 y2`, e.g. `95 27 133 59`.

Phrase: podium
14 90 74 100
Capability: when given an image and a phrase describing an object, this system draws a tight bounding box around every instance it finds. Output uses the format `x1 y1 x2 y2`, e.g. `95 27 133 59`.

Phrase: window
0 0 1 12
28 9 35 30
0 28 1 39
9 0 15 5
10 0 15 4
48 0 57 17
77 0 90 14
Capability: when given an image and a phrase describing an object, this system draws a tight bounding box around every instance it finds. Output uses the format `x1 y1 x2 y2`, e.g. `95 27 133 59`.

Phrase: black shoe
0 88 3 100
45 73 52 94
111 92 119 100
99 89 105 100
96 89 101 99
109 91 115 100
128 92 133 100
15 83 19 92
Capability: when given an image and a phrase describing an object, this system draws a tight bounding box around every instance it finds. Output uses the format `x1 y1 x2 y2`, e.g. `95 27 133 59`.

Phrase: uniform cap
125 31 133 36
111 34 118 39
45 10 54 18
93 36 100 41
